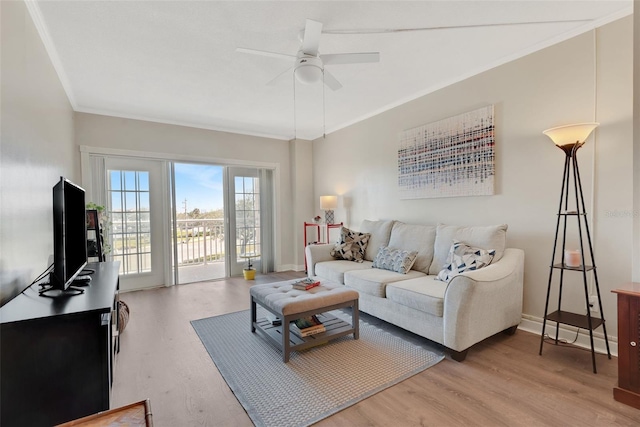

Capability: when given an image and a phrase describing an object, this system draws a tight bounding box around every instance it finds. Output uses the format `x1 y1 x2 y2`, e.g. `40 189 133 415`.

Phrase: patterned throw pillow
372 246 419 274
436 240 496 282
330 227 371 263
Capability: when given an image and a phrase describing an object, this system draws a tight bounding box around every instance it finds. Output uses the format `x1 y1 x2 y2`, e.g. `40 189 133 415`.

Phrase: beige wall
74 112 299 271
313 17 633 339
0 1 77 304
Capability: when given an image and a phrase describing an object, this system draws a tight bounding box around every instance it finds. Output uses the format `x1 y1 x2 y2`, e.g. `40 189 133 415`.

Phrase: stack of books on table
291 315 325 337
292 278 320 291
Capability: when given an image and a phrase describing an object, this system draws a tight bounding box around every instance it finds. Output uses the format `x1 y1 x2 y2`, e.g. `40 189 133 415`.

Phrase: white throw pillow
436 240 496 282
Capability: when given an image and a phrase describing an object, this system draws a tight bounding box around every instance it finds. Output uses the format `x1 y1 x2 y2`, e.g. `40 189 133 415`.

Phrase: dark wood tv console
0 261 120 427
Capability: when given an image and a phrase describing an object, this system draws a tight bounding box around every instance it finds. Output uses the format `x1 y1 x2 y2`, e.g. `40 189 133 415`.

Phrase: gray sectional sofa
305 219 525 361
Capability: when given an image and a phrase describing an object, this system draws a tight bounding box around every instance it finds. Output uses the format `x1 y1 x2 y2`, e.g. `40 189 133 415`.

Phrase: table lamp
320 195 337 224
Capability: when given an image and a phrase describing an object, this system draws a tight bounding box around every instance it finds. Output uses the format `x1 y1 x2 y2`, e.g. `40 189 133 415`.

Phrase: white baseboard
519 314 618 357
276 264 304 273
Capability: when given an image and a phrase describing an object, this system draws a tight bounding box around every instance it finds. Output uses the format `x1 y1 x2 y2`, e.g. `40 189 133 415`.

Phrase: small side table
303 222 343 272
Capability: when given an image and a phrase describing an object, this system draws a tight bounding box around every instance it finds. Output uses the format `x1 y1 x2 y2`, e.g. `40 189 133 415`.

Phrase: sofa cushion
387 222 437 273
330 227 371 263
315 260 373 285
436 240 496 282
429 223 508 275
344 268 425 298
372 246 418 274
385 276 448 317
359 219 394 261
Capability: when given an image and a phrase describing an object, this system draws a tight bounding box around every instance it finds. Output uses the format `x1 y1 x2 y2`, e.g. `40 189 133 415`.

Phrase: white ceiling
29 1 632 141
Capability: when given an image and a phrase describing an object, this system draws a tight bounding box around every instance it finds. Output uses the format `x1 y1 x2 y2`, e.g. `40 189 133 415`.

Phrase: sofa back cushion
359 219 394 261
387 222 437 273
429 223 508 275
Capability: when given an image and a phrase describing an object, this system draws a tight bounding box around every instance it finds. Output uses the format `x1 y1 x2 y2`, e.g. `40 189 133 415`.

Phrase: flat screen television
49 177 88 291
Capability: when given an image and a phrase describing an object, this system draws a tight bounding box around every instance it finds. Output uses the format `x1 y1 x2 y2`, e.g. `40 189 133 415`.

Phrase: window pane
138 192 150 210
235 213 245 229
125 192 137 211
244 177 254 192
139 253 151 272
138 172 149 191
110 171 122 191
244 211 254 225
235 177 243 192
123 171 136 191
111 192 123 212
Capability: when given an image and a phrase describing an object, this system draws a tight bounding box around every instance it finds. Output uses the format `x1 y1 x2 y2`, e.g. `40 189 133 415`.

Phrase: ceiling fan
236 19 380 91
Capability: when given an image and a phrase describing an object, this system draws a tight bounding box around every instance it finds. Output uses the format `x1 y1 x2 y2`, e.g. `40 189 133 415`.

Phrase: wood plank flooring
112 272 640 426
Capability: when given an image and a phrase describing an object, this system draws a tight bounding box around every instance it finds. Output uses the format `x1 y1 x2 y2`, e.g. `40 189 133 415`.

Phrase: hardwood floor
112 272 640 426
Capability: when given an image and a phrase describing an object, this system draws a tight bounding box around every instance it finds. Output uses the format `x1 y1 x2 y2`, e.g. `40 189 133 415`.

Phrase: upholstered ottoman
250 280 359 362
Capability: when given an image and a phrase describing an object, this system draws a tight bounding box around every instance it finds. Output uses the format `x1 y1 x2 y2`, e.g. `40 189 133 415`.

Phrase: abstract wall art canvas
398 105 495 199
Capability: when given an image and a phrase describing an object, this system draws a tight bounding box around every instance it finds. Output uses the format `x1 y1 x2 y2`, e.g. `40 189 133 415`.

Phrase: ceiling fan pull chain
293 75 297 140
322 70 326 139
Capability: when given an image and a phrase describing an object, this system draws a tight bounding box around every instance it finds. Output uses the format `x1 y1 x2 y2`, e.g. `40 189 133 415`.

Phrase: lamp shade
295 64 322 84
542 123 599 147
320 195 337 210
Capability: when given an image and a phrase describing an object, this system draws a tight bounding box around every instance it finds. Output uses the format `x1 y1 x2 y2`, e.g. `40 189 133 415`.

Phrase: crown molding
24 0 78 109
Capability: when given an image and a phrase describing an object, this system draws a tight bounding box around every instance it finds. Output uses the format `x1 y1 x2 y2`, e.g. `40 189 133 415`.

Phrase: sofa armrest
442 248 525 352
305 244 334 277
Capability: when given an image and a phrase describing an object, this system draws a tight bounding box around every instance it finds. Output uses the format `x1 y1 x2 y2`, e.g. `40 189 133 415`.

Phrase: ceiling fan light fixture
294 56 323 84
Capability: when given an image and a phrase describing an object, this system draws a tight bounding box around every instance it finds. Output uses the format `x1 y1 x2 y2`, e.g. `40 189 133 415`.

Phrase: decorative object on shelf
86 202 112 256
564 249 582 268
398 105 495 199
313 215 322 223
538 122 611 373
86 209 103 261
320 195 337 224
241 253 259 280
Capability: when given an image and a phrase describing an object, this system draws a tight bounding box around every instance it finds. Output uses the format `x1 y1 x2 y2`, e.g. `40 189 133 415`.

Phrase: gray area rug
191 308 444 427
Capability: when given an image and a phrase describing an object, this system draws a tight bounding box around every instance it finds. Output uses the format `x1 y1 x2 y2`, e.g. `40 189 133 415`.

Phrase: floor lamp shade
543 123 599 148
320 195 337 224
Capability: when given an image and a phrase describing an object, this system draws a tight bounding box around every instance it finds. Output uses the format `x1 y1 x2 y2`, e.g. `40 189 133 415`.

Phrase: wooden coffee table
250 280 359 362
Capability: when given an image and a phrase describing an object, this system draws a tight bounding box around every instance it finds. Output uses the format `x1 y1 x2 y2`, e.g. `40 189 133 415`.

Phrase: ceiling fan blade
321 52 380 65
323 70 343 91
302 19 323 56
236 47 296 61
266 66 293 86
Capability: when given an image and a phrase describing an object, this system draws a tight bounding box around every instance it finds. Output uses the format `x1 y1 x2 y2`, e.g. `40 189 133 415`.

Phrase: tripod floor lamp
538 122 611 373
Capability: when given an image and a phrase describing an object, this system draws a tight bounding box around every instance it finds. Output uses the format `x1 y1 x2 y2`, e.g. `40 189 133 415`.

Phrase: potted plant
242 254 257 280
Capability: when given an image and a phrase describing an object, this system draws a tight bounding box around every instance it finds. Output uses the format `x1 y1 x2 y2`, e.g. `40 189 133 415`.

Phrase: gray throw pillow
372 246 419 274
